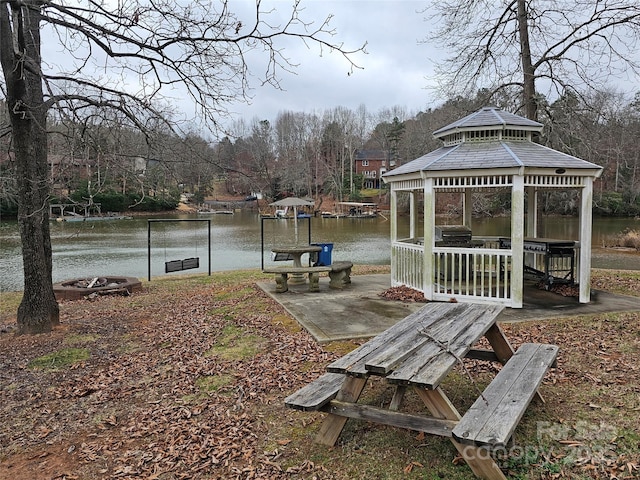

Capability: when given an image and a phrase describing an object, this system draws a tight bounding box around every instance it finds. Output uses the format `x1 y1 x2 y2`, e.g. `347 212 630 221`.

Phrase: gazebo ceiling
383 106 603 179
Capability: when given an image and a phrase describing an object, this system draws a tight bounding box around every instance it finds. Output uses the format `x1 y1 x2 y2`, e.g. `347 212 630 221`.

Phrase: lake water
1 212 639 292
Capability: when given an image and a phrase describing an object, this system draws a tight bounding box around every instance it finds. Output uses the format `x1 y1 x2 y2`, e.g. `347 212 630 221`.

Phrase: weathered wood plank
416 387 507 480
466 349 500 362
325 303 446 375
388 385 407 411
484 323 515 364
315 376 367 446
322 400 457 437
327 303 501 378
364 303 478 375
284 372 345 411
165 259 184 273
387 304 504 388
452 343 559 447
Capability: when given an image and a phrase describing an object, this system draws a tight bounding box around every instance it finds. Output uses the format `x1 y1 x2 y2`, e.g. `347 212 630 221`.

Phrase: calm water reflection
1 212 639 292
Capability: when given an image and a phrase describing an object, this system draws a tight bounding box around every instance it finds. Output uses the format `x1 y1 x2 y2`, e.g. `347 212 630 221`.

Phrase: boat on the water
197 209 234 215
322 202 378 218
55 213 132 222
50 202 131 222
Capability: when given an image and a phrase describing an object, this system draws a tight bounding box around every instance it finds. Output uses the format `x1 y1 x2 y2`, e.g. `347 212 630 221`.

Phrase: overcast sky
39 1 639 136
225 0 440 124
224 0 640 130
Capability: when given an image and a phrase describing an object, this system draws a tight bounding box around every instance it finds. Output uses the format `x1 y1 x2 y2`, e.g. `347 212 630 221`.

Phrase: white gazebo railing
391 241 425 291
432 246 512 304
392 240 515 306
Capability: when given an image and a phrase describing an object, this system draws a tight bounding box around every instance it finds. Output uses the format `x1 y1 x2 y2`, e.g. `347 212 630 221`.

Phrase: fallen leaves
378 285 427 302
0 281 336 479
403 461 424 473
1 271 639 480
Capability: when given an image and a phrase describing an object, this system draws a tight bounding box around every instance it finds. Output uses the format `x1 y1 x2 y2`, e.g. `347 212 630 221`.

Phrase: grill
434 225 481 280
499 237 577 288
435 225 472 246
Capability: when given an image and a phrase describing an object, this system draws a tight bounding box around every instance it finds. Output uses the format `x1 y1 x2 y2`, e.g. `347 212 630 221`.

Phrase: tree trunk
1 2 60 334
517 0 537 121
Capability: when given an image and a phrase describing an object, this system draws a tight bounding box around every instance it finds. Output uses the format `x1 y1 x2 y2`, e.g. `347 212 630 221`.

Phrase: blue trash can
312 243 333 266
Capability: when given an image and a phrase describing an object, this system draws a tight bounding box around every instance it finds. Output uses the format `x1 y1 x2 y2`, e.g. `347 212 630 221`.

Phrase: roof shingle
385 141 601 177
432 106 543 138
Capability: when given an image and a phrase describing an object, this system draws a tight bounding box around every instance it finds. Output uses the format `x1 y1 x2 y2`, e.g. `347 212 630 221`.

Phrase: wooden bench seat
328 261 353 289
452 343 559 448
262 265 331 292
284 372 345 411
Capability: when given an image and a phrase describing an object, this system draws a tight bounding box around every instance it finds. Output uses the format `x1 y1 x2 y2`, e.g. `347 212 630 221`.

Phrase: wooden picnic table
285 303 559 480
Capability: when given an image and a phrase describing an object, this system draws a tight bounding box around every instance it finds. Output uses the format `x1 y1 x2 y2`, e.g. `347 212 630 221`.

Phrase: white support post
525 186 537 237
423 178 435 301
579 178 594 303
409 191 416 240
511 175 525 308
390 188 398 287
525 186 537 267
463 190 472 230
390 188 398 242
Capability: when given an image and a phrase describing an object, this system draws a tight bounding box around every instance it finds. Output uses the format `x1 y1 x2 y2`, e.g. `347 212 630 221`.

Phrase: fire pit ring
53 276 142 301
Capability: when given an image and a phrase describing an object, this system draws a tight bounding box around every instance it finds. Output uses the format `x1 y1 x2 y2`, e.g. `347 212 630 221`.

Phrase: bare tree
275 111 313 196
423 0 640 120
244 119 277 198
0 0 364 334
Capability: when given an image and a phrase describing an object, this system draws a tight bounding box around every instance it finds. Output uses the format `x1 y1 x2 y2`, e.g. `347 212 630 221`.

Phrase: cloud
227 0 440 123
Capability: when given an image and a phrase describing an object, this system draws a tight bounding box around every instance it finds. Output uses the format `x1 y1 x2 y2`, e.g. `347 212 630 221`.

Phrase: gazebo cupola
382 106 603 308
433 106 542 147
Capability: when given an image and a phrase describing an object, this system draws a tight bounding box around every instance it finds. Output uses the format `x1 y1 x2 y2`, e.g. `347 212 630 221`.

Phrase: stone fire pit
53 276 142 301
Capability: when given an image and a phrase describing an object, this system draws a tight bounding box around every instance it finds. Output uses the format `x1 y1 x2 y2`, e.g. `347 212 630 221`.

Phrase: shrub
618 229 640 250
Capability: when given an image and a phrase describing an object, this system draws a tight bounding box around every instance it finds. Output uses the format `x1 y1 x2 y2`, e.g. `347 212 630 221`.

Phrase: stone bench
328 261 353 289
452 343 559 448
263 261 353 293
262 266 331 292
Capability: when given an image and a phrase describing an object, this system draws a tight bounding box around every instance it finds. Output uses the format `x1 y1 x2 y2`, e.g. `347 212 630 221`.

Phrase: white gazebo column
463 190 472 230
511 175 525 308
422 178 435 301
390 188 398 285
579 177 594 303
525 186 537 237
390 188 398 242
389 188 398 287
525 186 538 266
409 191 417 239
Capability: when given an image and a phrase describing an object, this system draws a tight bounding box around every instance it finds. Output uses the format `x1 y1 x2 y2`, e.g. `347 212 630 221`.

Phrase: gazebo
381 106 603 308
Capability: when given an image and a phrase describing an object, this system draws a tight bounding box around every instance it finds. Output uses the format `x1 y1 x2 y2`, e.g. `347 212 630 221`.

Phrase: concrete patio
256 273 640 343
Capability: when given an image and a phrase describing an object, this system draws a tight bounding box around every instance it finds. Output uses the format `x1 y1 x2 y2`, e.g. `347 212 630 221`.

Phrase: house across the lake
355 150 394 189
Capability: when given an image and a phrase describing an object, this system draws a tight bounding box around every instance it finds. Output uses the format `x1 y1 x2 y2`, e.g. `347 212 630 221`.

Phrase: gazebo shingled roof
432 106 543 137
381 105 603 308
386 106 601 176
385 139 602 175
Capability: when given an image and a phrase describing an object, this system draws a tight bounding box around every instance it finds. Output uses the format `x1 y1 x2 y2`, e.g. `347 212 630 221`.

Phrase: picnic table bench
284 303 559 480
